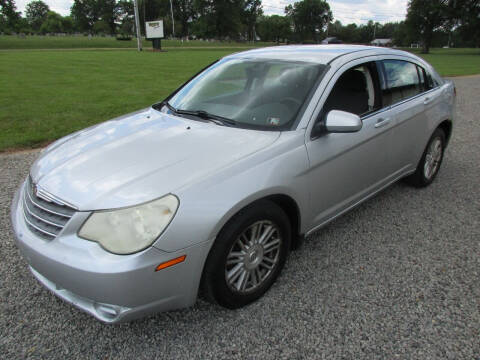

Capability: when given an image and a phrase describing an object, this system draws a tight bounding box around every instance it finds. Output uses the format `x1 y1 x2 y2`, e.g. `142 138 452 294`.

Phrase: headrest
337 69 367 92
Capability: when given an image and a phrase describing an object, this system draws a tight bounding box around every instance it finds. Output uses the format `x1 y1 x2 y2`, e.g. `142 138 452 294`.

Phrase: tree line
1 0 479 51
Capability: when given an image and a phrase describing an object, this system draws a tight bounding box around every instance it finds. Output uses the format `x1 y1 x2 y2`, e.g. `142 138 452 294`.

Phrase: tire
200 200 291 309
404 128 446 188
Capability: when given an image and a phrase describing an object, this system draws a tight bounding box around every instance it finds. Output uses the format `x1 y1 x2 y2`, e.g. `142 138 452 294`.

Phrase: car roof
224 45 411 64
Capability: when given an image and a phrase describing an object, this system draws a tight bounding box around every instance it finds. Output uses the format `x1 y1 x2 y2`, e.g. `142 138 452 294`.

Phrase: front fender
152 131 310 253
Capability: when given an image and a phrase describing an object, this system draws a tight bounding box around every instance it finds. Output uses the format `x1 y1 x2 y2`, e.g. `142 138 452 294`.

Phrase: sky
15 0 408 25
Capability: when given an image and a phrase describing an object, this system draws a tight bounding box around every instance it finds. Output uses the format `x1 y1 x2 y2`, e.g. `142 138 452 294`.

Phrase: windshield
166 58 326 130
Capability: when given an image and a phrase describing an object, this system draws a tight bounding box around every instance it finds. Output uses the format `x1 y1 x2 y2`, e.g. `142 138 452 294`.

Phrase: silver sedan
11 45 456 323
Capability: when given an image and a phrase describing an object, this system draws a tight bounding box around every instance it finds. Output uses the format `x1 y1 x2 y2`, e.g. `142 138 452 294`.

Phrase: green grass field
404 47 480 77
1 42 479 151
0 35 270 49
0 49 240 150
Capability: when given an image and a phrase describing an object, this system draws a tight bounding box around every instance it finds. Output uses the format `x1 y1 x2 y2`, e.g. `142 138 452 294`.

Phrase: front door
305 61 395 228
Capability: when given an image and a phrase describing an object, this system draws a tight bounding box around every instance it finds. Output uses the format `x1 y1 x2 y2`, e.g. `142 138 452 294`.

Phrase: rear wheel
201 200 291 308
405 128 446 187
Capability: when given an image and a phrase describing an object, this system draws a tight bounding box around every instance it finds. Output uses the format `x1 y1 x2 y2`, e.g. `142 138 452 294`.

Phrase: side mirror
325 110 362 133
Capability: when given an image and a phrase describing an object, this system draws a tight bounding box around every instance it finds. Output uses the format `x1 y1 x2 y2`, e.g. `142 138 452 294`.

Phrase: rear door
379 59 442 174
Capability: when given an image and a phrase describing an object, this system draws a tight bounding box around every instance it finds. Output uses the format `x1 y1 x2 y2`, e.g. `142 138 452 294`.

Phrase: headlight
78 195 179 255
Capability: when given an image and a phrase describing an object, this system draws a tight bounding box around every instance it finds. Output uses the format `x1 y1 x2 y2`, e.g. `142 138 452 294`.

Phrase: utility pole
170 0 175 38
133 0 142 51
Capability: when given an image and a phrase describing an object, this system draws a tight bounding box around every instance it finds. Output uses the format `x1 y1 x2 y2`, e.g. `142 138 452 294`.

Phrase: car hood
30 108 280 210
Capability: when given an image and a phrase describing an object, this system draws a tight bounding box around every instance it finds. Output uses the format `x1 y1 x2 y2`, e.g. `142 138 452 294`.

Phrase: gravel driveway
1 76 479 359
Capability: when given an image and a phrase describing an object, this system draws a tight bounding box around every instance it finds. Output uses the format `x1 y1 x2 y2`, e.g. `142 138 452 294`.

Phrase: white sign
145 20 164 39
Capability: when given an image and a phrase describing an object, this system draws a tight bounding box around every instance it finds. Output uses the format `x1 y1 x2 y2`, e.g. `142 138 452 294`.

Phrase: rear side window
417 65 427 92
425 70 440 89
381 60 421 106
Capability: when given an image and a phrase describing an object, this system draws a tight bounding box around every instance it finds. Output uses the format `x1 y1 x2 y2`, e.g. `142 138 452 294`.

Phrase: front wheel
404 128 446 187
200 200 291 309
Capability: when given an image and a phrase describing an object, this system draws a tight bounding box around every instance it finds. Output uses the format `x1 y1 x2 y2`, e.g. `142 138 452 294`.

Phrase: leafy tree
392 21 411 47
25 0 49 32
450 0 480 47
115 0 134 22
243 0 262 41
71 0 97 32
376 22 397 39
62 16 74 33
405 0 449 53
71 0 116 34
92 19 110 34
257 15 291 43
176 0 195 37
0 0 21 32
115 0 134 36
39 10 63 33
193 0 245 39
285 0 332 43
339 23 359 43
16 17 32 33
118 18 133 36
98 0 116 34
358 20 375 43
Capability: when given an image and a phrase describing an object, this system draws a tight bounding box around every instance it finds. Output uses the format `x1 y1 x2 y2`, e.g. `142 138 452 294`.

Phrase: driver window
322 63 378 118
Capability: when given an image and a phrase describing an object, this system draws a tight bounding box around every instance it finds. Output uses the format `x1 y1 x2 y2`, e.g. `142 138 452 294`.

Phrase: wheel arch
209 192 304 251
263 194 303 250
438 119 453 146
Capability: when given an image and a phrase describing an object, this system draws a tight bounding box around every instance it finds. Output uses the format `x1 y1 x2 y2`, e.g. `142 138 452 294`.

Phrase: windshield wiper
153 101 236 126
175 109 237 126
152 100 177 113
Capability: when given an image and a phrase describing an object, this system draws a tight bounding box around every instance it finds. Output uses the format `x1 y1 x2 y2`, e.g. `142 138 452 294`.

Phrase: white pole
133 0 142 51
169 0 175 38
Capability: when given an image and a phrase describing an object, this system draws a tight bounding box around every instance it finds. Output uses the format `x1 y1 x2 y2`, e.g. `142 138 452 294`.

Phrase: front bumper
11 183 212 323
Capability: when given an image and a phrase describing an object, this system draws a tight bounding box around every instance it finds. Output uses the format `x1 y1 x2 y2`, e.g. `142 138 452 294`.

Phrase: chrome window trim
388 86 440 110
360 105 392 122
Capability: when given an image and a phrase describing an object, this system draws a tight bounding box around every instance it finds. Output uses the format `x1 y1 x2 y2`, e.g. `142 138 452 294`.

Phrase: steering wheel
280 97 302 108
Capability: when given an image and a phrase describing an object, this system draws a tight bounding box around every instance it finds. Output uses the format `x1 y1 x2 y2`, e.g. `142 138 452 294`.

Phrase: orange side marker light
155 255 186 271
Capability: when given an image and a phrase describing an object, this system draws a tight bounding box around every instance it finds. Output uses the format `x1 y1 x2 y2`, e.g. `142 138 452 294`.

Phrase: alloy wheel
225 220 282 293
424 137 443 180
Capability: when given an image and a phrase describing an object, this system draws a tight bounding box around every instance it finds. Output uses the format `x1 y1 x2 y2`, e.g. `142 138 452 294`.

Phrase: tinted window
382 60 421 106
425 70 439 89
417 65 427 92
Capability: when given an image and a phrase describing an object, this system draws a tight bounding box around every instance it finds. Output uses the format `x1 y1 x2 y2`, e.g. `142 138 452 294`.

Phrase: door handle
424 97 432 105
374 117 391 129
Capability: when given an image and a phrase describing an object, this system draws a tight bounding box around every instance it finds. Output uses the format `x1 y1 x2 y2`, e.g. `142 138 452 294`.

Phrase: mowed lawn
1 46 479 151
0 49 238 150
405 47 480 77
0 35 271 49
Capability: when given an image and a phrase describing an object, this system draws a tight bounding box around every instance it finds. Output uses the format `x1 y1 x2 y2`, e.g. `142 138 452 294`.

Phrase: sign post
133 0 142 51
146 20 165 51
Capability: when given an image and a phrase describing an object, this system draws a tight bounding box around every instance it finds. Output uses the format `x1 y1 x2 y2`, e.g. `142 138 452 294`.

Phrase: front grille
22 177 76 240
